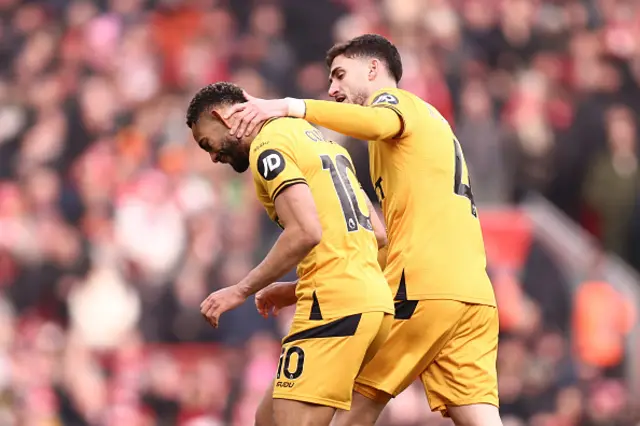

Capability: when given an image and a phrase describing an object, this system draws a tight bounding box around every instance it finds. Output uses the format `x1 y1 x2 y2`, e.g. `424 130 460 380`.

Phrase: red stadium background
0 0 639 425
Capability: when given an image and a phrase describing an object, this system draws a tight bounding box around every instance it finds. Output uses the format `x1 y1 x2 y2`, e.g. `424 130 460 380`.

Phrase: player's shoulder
332 142 353 161
255 117 300 142
376 89 450 130
368 87 418 107
255 117 319 147
249 117 319 180
251 118 297 158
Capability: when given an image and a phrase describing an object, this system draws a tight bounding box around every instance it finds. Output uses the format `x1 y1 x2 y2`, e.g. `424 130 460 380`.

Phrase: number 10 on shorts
277 346 305 380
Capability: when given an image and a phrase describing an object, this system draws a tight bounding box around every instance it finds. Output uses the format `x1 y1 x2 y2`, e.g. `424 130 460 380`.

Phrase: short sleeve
368 89 414 138
250 134 307 201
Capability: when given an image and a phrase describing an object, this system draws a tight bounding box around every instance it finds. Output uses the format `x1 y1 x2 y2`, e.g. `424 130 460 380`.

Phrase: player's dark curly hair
326 34 403 83
186 82 247 128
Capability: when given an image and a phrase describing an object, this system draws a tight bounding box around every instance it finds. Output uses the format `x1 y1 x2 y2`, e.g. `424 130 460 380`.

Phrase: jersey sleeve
303 100 402 141
249 133 307 202
367 89 416 138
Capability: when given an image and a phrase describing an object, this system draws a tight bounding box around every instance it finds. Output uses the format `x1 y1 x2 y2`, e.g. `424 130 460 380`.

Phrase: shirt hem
400 293 497 307
293 305 395 321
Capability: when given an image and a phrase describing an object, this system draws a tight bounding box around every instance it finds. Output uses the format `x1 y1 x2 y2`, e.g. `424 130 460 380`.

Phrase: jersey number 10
453 138 477 218
320 154 374 233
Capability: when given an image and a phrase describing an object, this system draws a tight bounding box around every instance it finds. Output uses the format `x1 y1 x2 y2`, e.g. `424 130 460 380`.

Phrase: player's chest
368 144 406 205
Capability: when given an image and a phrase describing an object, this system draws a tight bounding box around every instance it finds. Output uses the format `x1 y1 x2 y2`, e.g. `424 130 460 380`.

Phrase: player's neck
243 134 257 150
370 78 398 94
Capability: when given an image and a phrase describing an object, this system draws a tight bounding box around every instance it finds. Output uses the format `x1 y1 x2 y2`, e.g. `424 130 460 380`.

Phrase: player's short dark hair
186 82 247 128
326 34 403 83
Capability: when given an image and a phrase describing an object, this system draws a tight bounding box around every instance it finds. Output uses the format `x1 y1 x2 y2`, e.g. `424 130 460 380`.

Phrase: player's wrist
285 98 306 118
235 281 254 299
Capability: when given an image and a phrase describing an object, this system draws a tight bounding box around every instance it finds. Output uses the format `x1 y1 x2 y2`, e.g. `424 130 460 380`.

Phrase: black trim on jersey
394 300 418 320
370 104 405 139
393 270 417 319
274 215 284 229
283 313 362 344
271 178 308 201
309 291 323 320
394 270 407 300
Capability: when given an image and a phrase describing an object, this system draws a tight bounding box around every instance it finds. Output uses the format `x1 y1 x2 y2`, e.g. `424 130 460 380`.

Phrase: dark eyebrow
328 67 343 85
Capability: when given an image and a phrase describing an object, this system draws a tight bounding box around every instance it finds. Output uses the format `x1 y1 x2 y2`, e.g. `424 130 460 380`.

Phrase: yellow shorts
272 311 392 410
354 300 499 416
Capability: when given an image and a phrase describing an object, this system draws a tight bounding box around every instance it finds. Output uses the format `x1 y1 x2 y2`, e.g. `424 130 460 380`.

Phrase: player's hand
255 282 297 319
224 91 289 138
200 285 246 328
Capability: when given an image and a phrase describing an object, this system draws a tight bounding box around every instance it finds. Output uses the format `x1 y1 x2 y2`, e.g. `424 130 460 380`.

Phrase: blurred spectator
583 105 639 259
456 78 507 204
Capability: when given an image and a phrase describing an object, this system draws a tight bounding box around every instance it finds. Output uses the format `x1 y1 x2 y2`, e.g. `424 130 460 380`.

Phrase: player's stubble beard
350 89 370 106
223 135 250 173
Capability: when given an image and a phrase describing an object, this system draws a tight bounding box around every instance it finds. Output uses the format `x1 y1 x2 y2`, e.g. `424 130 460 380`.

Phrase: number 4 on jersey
453 138 477 218
425 100 477 217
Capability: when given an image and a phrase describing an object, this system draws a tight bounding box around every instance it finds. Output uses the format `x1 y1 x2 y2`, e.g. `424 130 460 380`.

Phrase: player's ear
368 59 380 81
211 108 231 129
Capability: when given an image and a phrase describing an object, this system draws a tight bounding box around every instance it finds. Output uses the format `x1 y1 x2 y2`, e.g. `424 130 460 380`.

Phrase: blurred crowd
1 0 639 424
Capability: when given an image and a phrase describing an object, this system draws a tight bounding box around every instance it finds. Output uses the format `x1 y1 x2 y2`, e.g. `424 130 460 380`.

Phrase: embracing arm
362 192 388 270
365 193 387 249
289 99 403 141
237 184 321 298
223 91 405 141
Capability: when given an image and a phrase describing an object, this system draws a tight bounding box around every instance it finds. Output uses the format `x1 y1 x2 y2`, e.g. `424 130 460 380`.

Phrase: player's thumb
255 297 264 311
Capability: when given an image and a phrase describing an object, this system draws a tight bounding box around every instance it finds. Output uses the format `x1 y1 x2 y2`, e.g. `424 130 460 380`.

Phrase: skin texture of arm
255 280 298 318
237 183 322 297
363 192 388 270
365 193 387 248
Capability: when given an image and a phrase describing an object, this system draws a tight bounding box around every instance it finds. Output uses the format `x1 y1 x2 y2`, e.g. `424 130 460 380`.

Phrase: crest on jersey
257 149 286 181
372 93 399 105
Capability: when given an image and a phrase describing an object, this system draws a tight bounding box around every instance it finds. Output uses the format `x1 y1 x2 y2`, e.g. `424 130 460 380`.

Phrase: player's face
328 55 371 106
191 113 250 173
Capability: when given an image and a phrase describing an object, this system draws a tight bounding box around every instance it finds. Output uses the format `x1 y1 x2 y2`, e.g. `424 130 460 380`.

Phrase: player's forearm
288 99 402 140
270 280 299 305
237 231 317 298
364 194 387 248
377 246 389 271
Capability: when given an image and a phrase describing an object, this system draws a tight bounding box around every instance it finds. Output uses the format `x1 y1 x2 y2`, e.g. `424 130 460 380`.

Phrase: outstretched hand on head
224 91 290 137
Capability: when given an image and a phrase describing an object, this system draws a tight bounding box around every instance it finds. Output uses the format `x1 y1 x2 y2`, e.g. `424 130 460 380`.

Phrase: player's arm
365 193 387 249
266 280 299 304
365 194 389 270
297 99 404 141
237 184 322 299
255 280 299 318
224 92 405 141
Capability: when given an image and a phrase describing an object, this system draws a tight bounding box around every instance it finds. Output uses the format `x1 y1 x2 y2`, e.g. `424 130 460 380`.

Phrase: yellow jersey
249 117 394 320
367 88 496 306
